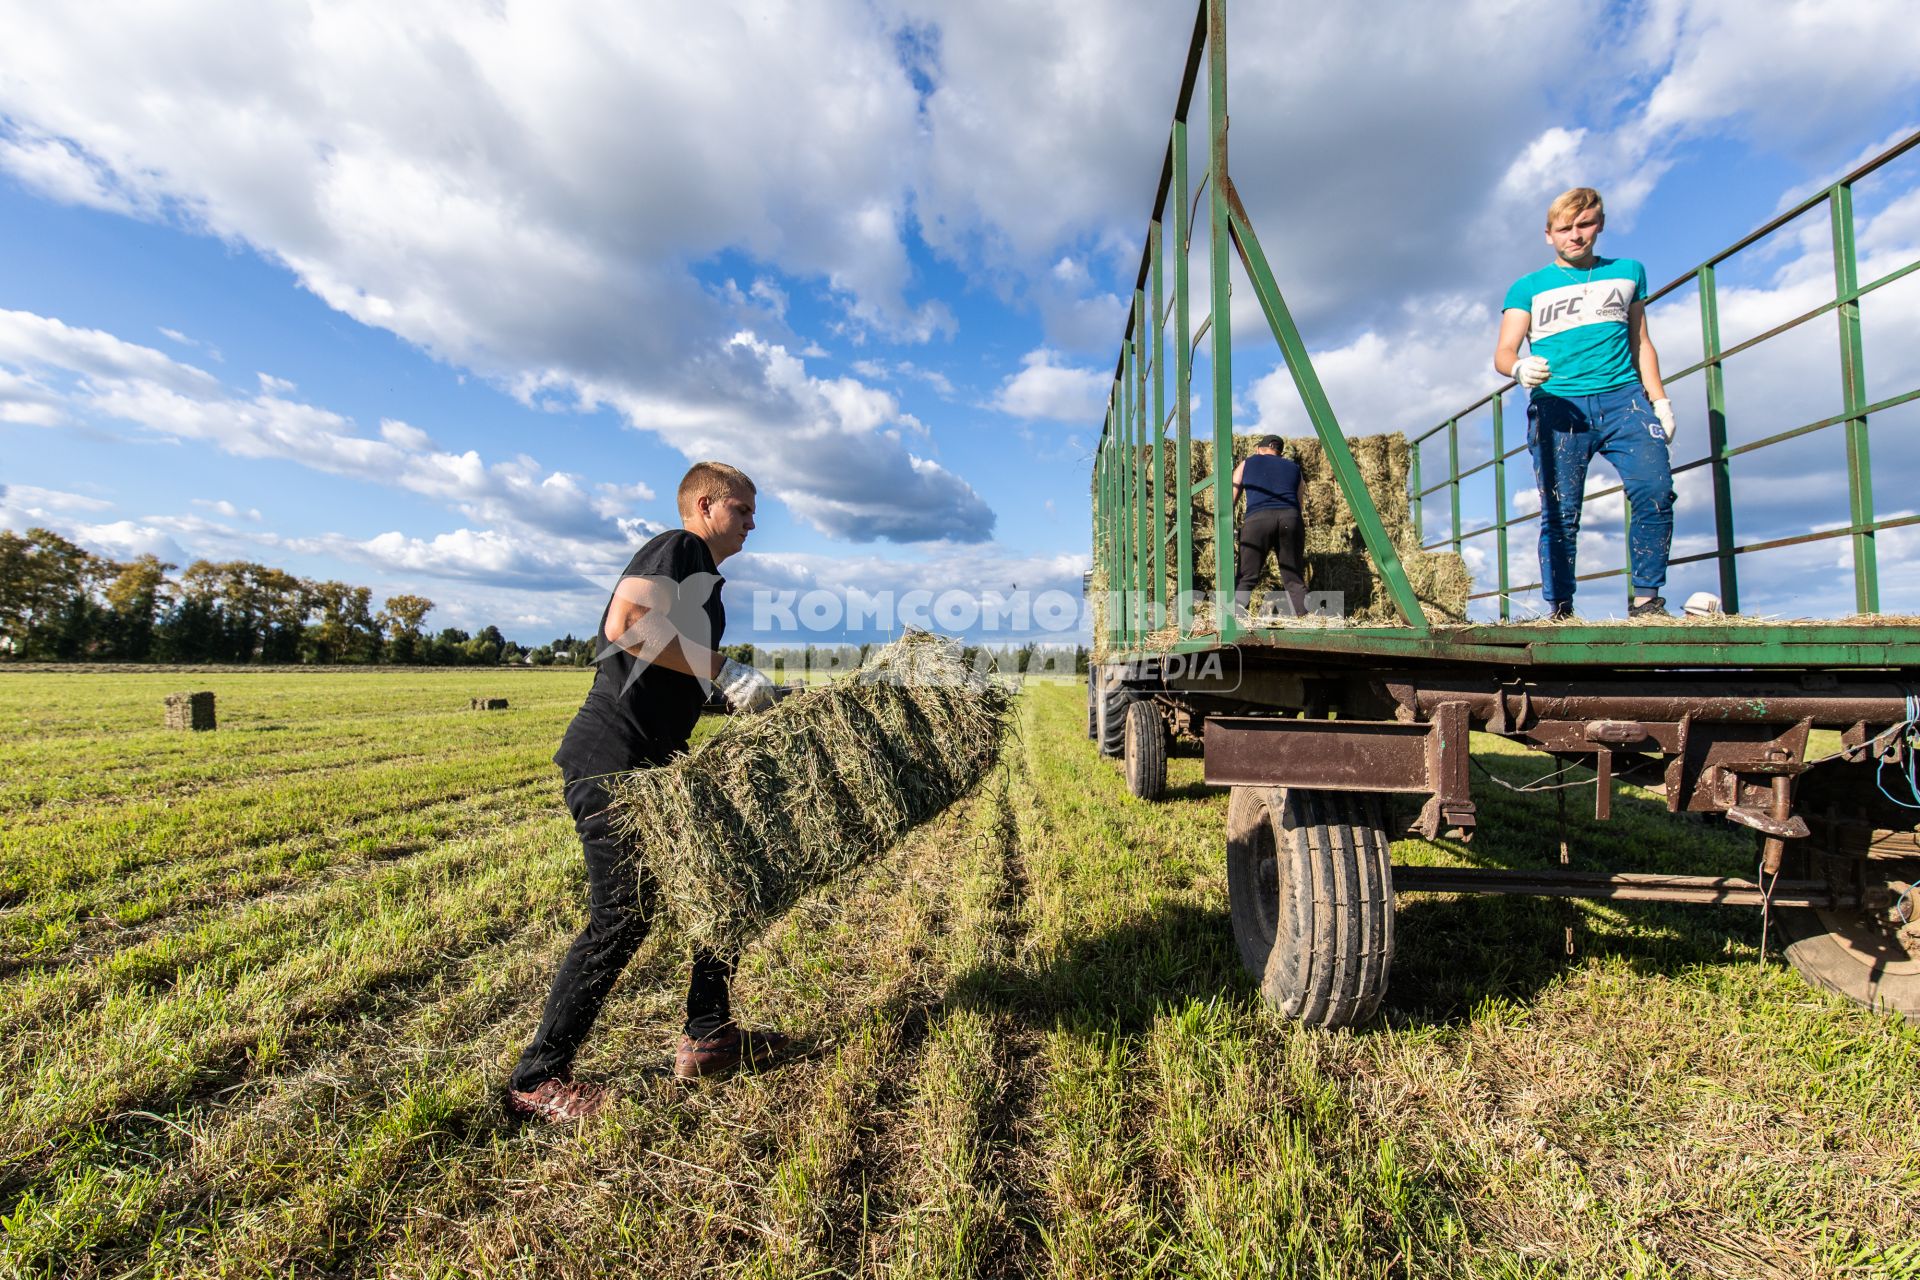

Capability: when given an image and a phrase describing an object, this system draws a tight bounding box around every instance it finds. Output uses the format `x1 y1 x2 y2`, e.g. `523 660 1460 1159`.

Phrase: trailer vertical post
1128 287 1144 633
1696 264 1740 613
1410 445 1423 548
1492 393 1510 620
1151 222 1166 629
1122 343 1138 644
1446 417 1462 556
1173 120 1194 639
1206 0 1236 639
1831 184 1878 613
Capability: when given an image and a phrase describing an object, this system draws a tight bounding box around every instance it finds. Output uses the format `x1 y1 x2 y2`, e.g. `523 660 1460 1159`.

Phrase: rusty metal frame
1203 699 1477 838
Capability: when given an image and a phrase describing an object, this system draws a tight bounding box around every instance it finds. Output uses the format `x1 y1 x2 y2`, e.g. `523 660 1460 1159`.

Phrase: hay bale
163 691 216 731
1139 430 1469 625
470 697 509 711
608 633 1012 951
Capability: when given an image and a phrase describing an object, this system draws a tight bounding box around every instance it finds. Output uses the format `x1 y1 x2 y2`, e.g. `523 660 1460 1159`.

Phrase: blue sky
3 0 1918 644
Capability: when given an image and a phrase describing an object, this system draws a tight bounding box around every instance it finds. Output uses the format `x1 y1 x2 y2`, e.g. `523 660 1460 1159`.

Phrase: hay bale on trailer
608 632 1012 952
163 691 216 731
1154 431 1470 622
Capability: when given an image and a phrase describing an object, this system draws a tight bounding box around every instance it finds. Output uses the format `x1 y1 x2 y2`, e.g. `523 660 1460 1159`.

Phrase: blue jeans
1527 383 1674 606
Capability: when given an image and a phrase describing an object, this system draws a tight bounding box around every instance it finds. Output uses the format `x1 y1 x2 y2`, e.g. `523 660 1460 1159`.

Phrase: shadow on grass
946 887 1759 1038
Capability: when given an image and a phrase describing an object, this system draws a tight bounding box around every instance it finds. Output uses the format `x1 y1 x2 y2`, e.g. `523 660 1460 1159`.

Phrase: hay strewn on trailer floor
608 633 1012 952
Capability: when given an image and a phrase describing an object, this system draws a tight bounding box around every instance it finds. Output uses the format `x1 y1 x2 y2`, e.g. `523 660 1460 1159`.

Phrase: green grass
0 668 1915 1278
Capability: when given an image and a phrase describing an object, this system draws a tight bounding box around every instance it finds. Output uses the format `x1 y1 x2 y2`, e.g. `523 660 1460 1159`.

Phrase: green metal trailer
1089 0 1920 1025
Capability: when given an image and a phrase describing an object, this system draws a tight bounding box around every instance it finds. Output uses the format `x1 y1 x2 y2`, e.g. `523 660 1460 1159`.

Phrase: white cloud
378 417 435 451
0 0 997 543
991 347 1108 424
257 372 296 394
0 483 113 515
0 131 144 214
190 497 263 521
0 367 68 426
0 307 645 544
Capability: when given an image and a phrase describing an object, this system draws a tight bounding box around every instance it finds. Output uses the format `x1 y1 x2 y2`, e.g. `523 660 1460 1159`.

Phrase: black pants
1235 506 1308 616
510 766 735 1090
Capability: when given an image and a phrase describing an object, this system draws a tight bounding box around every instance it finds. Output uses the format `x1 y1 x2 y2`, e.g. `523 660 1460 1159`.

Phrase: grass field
1 666 1916 1278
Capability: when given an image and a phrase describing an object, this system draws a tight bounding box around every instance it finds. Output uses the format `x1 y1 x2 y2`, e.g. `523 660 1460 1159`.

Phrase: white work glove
714 656 777 713
1651 397 1676 444
1512 355 1551 388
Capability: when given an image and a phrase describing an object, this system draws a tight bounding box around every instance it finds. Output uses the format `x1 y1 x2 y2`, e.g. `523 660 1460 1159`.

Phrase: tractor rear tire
1123 699 1167 800
1225 785 1394 1028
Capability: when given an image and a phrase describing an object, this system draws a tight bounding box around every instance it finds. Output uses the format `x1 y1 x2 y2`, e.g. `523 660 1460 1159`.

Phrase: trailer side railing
1090 0 1430 655
1411 132 1920 619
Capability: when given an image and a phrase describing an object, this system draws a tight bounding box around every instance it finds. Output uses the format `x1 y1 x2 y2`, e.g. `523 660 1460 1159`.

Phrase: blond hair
1545 187 1604 231
677 461 756 518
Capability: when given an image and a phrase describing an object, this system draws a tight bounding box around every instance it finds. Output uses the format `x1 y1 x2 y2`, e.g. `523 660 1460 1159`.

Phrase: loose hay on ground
607 634 1013 952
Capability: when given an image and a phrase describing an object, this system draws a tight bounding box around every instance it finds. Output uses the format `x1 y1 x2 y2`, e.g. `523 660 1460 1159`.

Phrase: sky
2 0 1918 646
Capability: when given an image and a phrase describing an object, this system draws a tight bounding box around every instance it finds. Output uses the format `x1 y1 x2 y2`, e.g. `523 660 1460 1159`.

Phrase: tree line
1 527 1095 671
0 527 596 666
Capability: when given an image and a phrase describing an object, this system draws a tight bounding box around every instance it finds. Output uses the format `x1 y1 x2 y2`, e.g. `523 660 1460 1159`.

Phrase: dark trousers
1235 506 1308 616
510 766 735 1090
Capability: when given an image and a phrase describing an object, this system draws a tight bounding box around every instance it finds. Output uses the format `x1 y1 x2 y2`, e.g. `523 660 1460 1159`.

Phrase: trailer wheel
1085 677 1098 740
1123 700 1167 800
1779 903 1920 1021
1225 786 1394 1028
1095 680 1131 759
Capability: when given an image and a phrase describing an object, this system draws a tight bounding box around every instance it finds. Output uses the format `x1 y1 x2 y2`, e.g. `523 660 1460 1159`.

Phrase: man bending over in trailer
1231 434 1309 620
1495 186 1677 619
505 461 785 1123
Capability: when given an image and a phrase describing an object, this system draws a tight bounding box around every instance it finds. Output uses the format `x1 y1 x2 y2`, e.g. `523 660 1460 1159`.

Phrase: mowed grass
1 667 1916 1278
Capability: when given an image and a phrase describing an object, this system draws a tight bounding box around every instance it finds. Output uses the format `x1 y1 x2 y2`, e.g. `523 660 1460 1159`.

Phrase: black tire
1086 677 1098 740
1778 905 1920 1021
1225 785 1394 1027
1123 699 1167 800
1095 679 1131 759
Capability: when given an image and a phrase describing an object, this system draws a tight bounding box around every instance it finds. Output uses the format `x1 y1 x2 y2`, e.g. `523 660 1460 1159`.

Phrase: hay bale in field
470 697 509 711
608 632 1013 952
163 691 216 731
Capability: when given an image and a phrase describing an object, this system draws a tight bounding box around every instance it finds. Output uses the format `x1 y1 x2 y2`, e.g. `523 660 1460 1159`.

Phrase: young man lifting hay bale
505 461 781 1123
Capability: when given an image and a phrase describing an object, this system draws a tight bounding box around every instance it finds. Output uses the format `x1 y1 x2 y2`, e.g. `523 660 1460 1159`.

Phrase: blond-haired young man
506 461 784 1122
1495 187 1676 619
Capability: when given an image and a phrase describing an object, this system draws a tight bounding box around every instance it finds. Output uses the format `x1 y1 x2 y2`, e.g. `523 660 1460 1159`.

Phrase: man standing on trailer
1231 434 1309 620
1494 187 1677 619
505 461 785 1123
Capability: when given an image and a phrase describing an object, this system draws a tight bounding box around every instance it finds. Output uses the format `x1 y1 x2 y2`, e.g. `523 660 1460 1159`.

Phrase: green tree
0 528 112 659
305 580 380 664
103 554 177 660
377 593 435 664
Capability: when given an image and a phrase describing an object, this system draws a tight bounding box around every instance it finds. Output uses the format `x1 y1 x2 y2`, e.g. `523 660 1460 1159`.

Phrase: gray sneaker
1628 596 1670 618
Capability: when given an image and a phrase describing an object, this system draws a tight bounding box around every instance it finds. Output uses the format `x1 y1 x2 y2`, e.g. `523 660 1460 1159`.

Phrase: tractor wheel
1095 679 1131 759
1123 699 1167 800
1225 785 1394 1028
1086 676 1098 740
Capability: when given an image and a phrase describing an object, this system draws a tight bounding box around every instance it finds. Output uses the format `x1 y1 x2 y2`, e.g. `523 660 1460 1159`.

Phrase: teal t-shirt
1502 257 1648 396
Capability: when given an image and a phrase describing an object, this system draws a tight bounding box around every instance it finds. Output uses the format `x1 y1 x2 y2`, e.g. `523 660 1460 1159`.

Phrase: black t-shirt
554 529 725 773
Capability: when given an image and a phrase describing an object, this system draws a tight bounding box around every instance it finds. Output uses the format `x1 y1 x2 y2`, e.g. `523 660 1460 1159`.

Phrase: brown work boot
504 1077 610 1123
674 1025 793 1080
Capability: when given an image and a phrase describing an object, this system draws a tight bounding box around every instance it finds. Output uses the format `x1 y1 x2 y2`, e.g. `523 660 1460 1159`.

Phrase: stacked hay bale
163 691 216 731
608 633 1012 952
1158 432 1469 624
